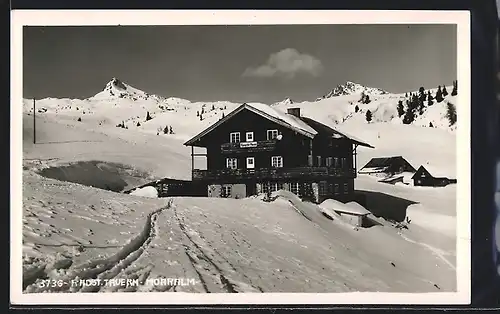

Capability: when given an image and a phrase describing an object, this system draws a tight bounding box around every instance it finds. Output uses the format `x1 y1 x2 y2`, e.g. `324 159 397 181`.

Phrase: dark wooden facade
184 104 373 203
412 165 457 187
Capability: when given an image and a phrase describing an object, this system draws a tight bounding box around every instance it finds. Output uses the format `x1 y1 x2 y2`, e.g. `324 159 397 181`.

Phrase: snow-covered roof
184 102 374 148
343 202 371 215
358 166 389 174
298 117 374 148
412 164 455 179
319 199 370 216
184 103 319 146
247 102 318 136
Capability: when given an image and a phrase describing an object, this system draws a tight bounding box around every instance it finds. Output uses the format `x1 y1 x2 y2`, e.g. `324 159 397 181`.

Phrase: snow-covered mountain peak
92 77 160 102
104 77 128 92
272 97 294 106
318 81 388 100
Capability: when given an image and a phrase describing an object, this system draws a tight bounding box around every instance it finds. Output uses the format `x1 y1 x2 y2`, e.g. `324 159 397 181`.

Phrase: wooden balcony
192 166 357 181
220 140 277 154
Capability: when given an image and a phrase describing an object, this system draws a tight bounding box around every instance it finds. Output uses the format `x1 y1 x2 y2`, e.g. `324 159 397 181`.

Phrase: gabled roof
362 156 405 168
411 165 454 179
298 117 374 148
184 103 318 146
183 102 374 148
358 156 416 174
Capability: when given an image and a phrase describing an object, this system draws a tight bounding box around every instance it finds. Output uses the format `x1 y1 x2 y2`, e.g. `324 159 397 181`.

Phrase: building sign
240 141 258 148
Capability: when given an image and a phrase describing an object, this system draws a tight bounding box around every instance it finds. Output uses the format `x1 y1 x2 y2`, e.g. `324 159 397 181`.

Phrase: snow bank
130 186 158 198
406 204 456 238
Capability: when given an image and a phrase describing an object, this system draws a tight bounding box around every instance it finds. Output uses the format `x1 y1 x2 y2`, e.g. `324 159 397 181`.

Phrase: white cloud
242 48 323 79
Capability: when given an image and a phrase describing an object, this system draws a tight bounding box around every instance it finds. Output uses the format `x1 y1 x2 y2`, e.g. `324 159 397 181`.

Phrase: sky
23 24 457 104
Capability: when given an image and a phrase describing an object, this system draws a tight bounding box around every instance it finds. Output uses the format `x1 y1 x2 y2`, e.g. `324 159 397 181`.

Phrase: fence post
33 98 36 144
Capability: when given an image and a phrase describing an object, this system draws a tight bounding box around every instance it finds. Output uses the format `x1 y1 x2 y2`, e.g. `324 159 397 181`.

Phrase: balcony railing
220 140 277 154
192 166 356 181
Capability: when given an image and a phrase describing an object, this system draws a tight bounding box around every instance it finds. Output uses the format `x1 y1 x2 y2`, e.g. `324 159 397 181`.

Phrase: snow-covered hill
19 112 457 295
23 78 458 144
317 81 388 100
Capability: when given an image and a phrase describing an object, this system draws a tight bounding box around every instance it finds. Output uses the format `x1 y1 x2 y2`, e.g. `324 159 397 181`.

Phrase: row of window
227 156 348 169
320 156 348 168
261 182 349 196
230 129 280 143
226 156 283 169
221 182 350 198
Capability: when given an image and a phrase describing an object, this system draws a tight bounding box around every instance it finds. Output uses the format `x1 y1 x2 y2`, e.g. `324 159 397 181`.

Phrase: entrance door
246 157 255 169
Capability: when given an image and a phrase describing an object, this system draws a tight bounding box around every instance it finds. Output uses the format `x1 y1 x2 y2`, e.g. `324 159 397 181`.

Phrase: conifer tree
397 100 405 117
442 85 448 97
435 86 444 103
355 105 360 113
446 102 457 126
365 110 373 123
451 80 458 96
403 108 415 124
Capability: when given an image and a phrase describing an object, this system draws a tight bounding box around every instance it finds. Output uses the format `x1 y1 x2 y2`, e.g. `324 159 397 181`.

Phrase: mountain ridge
23 77 458 135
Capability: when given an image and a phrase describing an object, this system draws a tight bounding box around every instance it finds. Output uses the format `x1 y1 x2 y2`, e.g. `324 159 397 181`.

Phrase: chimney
287 107 301 117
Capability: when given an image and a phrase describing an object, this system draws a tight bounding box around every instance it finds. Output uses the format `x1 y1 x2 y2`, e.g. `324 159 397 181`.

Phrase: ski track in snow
173 204 263 293
24 200 173 293
399 233 456 271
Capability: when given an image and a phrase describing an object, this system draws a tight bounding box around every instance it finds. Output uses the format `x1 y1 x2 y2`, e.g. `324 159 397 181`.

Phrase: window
267 129 279 140
334 157 340 168
308 155 313 166
271 156 283 168
262 182 281 194
246 157 255 169
334 184 340 195
226 158 238 169
326 157 333 167
341 157 347 168
343 183 349 194
317 156 322 166
319 181 328 195
246 132 254 142
222 185 232 198
230 132 241 143
290 182 300 196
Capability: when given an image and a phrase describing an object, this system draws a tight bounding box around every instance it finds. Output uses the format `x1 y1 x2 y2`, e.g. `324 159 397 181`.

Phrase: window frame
222 185 232 197
326 157 333 167
343 183 349 194
271 156 283 168
290 182 300 196
334 183 340 195
267 129 279 140
246 157 255 169
246 132 254 142
230 132 241 143
226 157 238 169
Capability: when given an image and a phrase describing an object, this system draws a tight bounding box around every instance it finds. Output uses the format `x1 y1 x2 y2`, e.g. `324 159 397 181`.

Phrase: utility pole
33 98 36 144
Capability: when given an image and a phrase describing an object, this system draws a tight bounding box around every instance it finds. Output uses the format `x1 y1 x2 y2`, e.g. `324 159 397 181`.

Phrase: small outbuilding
334 203 372 227
358 156 416 177
411 165 457 187
320 199 372 227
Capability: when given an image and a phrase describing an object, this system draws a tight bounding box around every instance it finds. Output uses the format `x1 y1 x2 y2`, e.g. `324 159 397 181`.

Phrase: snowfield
17 79 461 297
